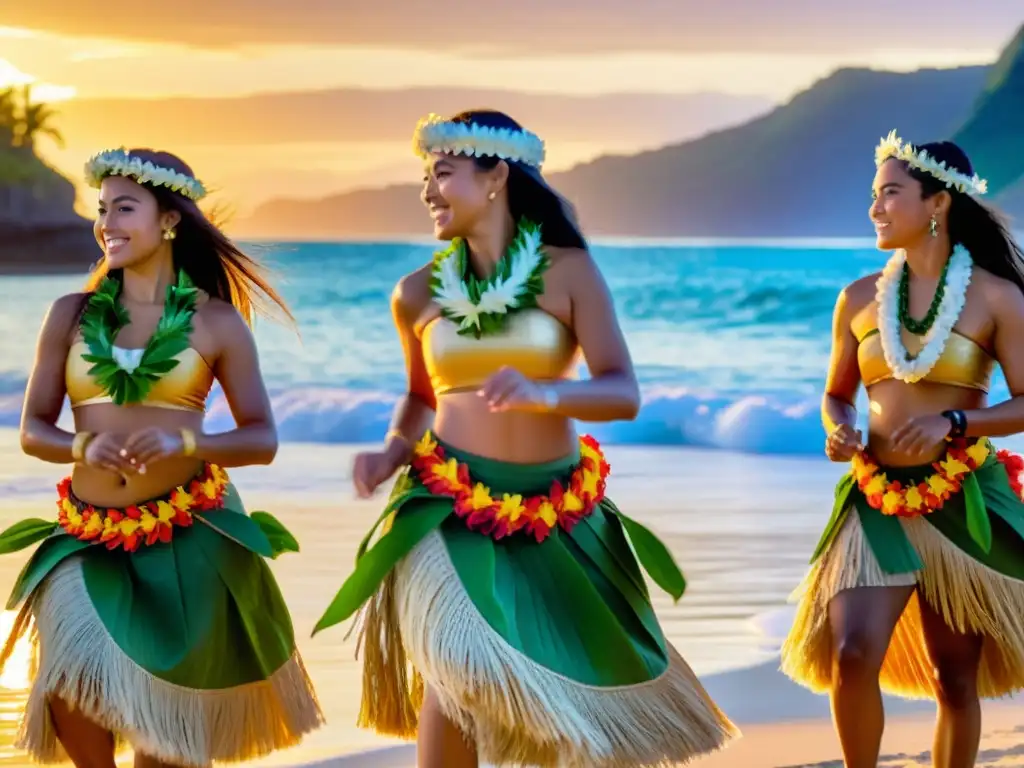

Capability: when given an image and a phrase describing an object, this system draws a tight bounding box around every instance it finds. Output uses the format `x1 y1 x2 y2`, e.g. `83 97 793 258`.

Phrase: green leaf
0 518 58 554
963 473 993 553
249 511 300 558
615 510 687 601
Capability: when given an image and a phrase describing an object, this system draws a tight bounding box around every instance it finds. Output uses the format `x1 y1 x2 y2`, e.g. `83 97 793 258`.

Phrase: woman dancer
782 132 1024 768
0 148 323 766
313 110 737 767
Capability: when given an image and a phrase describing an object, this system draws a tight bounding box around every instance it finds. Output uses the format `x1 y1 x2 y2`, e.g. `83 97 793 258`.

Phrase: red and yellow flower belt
851 439 1024 518
411 432 610 543
57 463 229 552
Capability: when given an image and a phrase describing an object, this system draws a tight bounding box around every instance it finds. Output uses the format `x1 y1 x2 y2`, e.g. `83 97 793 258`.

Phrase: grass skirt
316 436 737 767
781 449 1024 700
0 475 323 765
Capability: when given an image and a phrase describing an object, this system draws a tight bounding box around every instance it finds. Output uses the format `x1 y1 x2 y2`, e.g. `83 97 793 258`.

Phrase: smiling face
869 158 944 251
420 152 503 240
94 175 180 270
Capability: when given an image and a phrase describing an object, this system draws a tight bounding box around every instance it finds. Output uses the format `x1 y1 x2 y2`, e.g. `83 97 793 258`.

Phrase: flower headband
412 113 546 170
875 130 987 197
84 147 207 202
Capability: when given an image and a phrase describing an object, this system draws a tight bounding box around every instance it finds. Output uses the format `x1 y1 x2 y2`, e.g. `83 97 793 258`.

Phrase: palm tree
14 85 63 150
0 87 17 147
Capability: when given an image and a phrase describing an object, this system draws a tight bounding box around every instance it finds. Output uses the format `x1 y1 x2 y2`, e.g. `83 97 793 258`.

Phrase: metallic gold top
65 341 214 411
851 303 994 391
422 309 579 396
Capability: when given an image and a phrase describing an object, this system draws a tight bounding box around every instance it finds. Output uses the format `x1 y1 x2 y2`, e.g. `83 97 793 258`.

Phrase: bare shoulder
544 246 602 288
392 262 434 321
838 272 880 313
195 296 250 338
545 245 594 270
973 266 1024 315
43 292 89 340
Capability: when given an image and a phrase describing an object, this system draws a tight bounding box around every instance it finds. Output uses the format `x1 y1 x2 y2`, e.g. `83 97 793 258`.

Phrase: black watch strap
941 409 968 439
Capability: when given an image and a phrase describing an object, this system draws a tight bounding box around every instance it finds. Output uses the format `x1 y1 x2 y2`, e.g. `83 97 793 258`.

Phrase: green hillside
954 25 1024 194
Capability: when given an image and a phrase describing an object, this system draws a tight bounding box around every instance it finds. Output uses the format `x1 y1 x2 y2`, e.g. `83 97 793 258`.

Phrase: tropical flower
850 440 1021 517
57 463 228 551
411 432 610 542
875 130 987 197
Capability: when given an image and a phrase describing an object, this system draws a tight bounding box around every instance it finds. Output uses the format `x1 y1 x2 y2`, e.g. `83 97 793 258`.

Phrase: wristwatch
941 409 968 439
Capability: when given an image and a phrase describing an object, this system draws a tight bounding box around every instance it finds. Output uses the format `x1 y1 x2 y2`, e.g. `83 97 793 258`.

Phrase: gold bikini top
65 340 215 411
422 308 579 396
852 303 994 391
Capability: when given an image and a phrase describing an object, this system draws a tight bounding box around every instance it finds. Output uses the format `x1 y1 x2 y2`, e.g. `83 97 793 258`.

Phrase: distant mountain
953 25 1024 195
237 64 999 239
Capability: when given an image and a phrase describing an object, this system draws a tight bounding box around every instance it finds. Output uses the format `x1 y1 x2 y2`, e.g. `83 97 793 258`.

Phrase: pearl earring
488 192 496 201
163 228 177 241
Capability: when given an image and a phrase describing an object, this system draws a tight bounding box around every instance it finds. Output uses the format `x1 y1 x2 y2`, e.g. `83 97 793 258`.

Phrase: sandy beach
1 428 1023 767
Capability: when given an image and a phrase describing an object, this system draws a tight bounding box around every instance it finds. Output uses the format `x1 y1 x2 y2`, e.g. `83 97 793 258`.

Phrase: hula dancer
781 132 1024 768
313 110 737 767
0 148 323 765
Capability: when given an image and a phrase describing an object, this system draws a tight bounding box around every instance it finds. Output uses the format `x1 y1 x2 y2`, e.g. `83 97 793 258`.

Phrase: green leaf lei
429 218 549 338
79 270 199 405
897 256 951 335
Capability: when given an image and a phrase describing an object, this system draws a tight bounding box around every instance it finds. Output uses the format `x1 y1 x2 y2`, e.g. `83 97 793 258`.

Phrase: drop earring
163 228 177 241
929 215 938 238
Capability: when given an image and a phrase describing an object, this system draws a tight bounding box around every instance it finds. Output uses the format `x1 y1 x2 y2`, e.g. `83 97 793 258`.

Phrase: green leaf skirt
782 446 1024 700
0 470 323 764
314 435 737 767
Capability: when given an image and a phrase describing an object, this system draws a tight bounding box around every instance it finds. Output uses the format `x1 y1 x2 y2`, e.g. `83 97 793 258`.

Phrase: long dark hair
903 141 1024 294
85 148 295 326
447 110 587 250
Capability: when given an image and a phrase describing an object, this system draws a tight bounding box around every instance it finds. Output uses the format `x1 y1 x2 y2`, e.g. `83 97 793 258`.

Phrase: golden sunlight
0 611 31 691
0 59 76 103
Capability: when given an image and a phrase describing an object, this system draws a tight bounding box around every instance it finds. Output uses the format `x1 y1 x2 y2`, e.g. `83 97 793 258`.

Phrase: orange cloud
6 1 1021 53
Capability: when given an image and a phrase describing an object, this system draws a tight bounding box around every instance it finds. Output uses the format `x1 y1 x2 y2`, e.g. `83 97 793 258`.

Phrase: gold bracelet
385 428 410 446
180 428 197 457
71 431 94 462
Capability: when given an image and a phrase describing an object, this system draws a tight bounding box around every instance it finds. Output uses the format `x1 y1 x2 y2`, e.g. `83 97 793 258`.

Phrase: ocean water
0 238 1012 456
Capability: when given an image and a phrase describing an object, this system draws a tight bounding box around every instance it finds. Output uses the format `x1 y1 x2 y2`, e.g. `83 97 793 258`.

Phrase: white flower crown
875 130 987 197
84 148 207 202
413 113 546 170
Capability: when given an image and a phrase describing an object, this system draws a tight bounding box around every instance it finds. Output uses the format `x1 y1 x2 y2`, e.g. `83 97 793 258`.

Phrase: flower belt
411 432 610 542
57 463 229 552
851 439 1023 518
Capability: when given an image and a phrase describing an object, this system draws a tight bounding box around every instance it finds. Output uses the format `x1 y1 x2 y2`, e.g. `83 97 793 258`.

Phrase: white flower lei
875 244 974 382
84 147 207 201
431 220 547 335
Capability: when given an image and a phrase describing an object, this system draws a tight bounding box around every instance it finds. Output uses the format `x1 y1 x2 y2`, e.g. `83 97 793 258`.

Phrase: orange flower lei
851 439 991 517
57 463 229 552
411 432 610 542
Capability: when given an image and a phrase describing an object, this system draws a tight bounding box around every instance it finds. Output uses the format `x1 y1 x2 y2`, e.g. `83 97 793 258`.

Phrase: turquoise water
0 238 1010 455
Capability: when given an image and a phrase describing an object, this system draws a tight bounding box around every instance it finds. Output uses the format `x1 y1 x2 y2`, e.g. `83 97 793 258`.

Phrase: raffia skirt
781 441 1024 699
0 463 323 765
315 433 737 767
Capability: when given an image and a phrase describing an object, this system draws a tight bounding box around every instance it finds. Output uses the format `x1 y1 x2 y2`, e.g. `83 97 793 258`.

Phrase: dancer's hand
824 424 864 462
352 450 403 498
83 432 134 474
121 427 187 473
891 414 952 457
478 367 554 413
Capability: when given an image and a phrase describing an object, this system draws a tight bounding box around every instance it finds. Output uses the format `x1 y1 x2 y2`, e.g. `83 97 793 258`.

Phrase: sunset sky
1 2 1021 215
